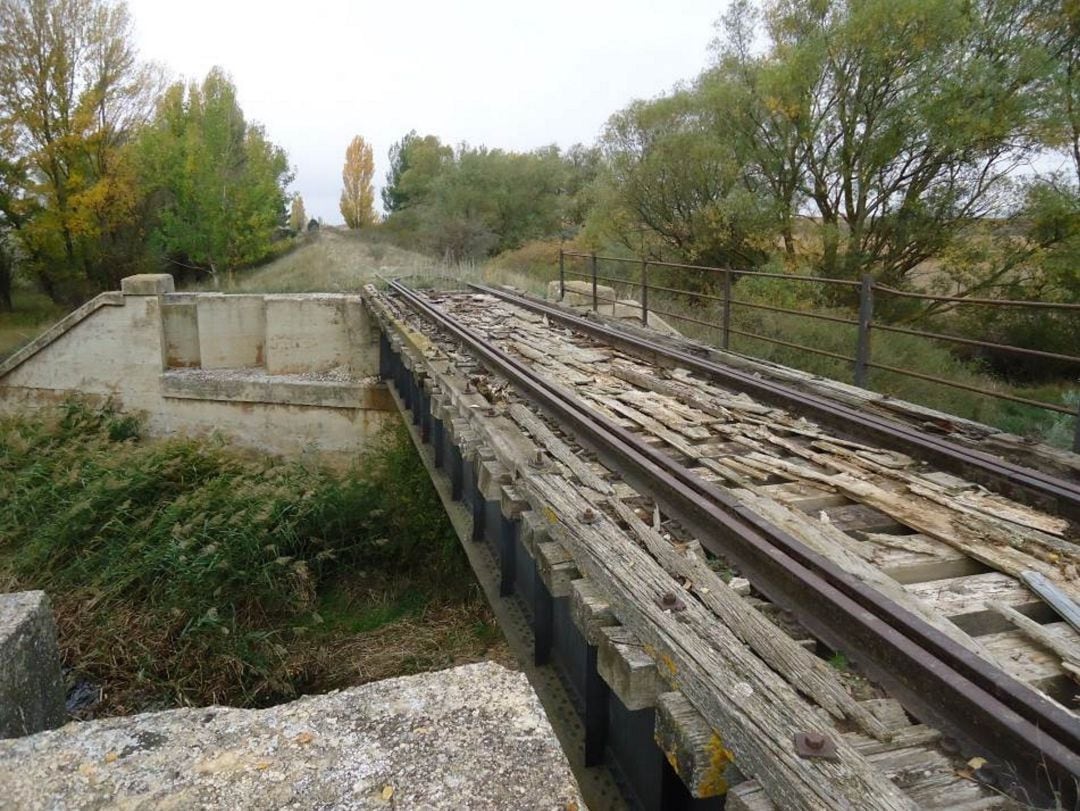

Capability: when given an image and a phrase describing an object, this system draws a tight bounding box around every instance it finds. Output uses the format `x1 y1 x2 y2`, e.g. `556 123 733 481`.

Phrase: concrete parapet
196 295 267 369
265 295 350 374
0 661 583 809
121 274 175 296
0 591 66 739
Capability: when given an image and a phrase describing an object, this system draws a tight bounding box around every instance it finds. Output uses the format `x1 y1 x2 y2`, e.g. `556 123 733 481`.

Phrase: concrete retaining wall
0 276 395 463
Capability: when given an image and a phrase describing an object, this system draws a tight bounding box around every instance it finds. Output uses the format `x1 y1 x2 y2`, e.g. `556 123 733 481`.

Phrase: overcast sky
126 0 727 223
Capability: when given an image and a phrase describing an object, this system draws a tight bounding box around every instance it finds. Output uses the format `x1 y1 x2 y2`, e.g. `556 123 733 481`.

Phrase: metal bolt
464 381 471 394
803 732 825 751
661 592 678 609
581 508 596 524
529 450 545 468
486 407 498 417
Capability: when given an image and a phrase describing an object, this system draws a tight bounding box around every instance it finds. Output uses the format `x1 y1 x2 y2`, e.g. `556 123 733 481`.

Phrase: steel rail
388 279 1080 804
469 282 1080 522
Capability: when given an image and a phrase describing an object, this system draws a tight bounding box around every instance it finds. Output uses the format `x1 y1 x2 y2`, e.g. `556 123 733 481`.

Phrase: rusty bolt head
661 592 678 608
581 508 596 524
529 450 545 468
793 731 838 761
486 407 498 417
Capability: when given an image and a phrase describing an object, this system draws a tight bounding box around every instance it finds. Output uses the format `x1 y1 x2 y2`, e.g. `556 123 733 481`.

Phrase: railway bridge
368 278 1080 810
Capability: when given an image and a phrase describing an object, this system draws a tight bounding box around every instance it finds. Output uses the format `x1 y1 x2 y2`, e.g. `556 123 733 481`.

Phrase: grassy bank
0 289 65 362
0 403 504 715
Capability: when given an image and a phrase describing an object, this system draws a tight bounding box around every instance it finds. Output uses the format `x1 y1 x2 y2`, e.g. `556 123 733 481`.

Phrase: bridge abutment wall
0 275 396 462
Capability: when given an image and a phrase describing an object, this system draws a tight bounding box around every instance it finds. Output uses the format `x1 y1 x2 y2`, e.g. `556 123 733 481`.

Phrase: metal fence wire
557 250 1080 452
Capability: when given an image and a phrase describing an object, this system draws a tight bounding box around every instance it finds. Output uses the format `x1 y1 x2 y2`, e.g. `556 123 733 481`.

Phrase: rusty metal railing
558 250 1080 451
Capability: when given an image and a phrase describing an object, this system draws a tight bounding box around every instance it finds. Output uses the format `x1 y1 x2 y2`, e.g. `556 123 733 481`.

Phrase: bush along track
0 401 504 715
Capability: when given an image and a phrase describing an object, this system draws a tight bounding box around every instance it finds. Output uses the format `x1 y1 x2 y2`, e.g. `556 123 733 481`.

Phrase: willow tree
340 135 376 228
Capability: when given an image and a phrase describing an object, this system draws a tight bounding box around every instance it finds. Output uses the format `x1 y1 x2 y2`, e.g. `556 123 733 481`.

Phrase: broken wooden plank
610 498 891 740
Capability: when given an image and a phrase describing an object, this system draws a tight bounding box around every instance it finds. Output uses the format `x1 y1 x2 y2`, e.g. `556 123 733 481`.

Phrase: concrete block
0 661 583 809
265 296 349 375
160 302 200 368
121 274 175 296
196 295 266 369
0 591 66 739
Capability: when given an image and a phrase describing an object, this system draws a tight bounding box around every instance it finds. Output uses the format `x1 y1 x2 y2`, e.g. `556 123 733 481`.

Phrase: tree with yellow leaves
289 195 307 233
339 135 376 228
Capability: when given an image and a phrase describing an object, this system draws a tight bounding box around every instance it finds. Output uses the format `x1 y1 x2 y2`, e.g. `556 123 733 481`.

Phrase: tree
382 131 453 214
136 68 292 282
752 0 1053 285
289 195 307 233
0 0 158 302
340 135 376 228
590 88 776 271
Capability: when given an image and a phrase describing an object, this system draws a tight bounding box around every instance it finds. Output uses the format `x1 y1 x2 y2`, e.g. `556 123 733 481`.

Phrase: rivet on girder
581 508 597 524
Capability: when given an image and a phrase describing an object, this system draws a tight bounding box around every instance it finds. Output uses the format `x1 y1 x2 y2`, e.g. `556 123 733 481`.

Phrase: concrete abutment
0 275 396 462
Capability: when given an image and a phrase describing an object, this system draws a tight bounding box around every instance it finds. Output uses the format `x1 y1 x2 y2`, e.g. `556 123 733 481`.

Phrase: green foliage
589 78 778 274
135 68 292 283
383 137 587 260
382 131 453 215
0 403 480 709
0 0 158 303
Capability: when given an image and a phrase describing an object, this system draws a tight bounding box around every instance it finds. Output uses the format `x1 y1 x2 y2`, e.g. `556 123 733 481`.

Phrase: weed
0 402 503 714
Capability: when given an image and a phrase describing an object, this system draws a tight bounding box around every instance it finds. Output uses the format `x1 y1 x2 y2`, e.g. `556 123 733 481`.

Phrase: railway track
373 279 1080 808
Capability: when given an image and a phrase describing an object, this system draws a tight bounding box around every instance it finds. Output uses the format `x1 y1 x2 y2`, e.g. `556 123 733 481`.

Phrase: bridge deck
366 283 1079 810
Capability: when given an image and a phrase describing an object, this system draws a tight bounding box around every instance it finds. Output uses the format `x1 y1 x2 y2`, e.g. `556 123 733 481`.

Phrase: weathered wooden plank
654 691 737 798
569 579 616 645
527 473 916 810
906 573 1048 635
508 403 613 495
985 600 1080 672
980 622 1074 686
740 453 1080 600
733 489 988 656
610 499 891 740
535 540 578 598
597 625 665 710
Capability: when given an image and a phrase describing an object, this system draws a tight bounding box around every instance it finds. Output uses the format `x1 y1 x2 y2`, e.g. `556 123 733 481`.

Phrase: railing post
721 269 732 350
854 273 875 388
1073 401 1080 454
591 252 598 312
558 249 565 301
641 259 649 326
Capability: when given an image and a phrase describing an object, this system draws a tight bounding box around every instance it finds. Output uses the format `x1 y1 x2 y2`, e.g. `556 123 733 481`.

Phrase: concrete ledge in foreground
0 660 584 810
0 591 66 740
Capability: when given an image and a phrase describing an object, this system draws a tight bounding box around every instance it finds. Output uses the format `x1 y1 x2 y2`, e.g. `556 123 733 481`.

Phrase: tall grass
0 401 499 713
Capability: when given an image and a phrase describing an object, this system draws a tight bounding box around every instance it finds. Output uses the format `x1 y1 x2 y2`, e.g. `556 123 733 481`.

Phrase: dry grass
0 404 506 716
193 228 435 294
